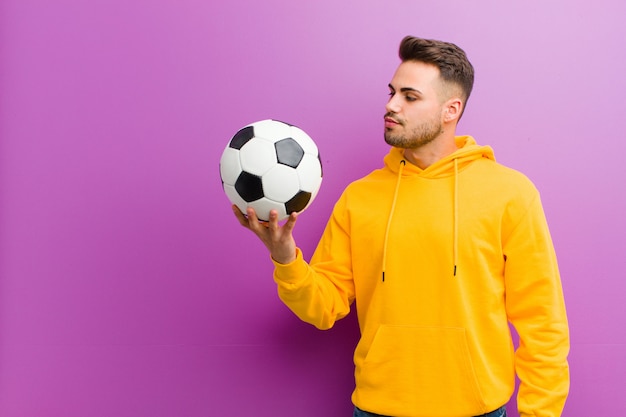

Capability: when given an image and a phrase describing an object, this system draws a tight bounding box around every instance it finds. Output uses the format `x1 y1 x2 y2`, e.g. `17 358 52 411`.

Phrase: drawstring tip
453 265 457 276
382 271 385 282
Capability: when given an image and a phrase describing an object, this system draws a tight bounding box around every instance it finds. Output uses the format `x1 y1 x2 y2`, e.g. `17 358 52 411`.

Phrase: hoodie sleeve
272 196 355 330
503 192 570 417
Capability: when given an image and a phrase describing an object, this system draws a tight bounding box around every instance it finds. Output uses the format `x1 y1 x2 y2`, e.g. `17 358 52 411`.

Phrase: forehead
389 61 442 92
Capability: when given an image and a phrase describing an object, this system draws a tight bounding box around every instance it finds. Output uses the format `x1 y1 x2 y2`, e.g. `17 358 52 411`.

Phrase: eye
405 95 417 102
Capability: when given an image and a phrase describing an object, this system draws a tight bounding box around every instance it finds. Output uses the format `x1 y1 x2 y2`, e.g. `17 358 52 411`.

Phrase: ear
442 98 463 123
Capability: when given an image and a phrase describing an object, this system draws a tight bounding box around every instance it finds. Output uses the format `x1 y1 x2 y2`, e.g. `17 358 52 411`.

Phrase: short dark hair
399 36 474 107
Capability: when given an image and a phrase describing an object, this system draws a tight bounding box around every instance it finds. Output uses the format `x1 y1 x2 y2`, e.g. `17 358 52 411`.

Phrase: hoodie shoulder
470 157 540 200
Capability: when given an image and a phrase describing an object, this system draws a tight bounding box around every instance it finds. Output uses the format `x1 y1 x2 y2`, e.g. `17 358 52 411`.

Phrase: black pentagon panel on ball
285 190 312 214
275 138 304 168
234 171 264 202
229 126 255 150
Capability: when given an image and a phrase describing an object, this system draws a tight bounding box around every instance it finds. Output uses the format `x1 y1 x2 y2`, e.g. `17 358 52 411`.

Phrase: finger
232 205 250 227
245 207 266 231
267 210 280 232
282 211 298 234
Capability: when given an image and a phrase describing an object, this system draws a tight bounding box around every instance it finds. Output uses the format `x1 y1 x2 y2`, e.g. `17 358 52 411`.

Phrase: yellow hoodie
273 136 569 417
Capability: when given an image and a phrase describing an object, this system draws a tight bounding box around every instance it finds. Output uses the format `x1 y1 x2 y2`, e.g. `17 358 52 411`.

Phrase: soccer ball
219 119 323 221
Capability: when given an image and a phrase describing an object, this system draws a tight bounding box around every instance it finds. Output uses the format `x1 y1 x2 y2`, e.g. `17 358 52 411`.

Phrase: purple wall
1 0 624 415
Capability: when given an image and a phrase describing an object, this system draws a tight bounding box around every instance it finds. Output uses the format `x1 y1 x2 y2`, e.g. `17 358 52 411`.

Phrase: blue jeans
353 405 507 417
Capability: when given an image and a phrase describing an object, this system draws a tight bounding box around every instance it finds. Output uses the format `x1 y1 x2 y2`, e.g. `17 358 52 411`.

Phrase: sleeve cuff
272 248 309 285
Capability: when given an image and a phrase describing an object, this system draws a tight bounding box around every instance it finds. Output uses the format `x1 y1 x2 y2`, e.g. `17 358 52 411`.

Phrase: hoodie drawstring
382 160 405 282
382 157 459 281
453 158 459 277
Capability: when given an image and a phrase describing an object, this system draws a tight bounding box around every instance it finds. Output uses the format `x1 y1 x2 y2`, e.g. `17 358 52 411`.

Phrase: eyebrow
388 83 423 95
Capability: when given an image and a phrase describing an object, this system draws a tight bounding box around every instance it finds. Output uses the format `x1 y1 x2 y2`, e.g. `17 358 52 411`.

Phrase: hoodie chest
350 177 456 242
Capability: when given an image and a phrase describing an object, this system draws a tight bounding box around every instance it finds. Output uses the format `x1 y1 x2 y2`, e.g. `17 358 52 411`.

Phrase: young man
233 36 569 417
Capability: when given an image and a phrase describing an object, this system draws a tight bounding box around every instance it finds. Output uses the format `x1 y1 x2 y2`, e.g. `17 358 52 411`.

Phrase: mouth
384 116 400 128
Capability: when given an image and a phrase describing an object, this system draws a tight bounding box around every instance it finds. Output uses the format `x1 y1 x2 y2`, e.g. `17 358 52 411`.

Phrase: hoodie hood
383 135 495 178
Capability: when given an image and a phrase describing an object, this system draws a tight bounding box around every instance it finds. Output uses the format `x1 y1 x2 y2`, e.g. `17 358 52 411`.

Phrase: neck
402 131 458 169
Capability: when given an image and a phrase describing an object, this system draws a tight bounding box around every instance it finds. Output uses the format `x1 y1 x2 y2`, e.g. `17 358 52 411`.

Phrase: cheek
432 104 447 121
413 104 442 121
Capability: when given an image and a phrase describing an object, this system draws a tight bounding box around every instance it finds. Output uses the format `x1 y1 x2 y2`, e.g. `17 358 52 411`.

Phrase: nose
386 94 401 114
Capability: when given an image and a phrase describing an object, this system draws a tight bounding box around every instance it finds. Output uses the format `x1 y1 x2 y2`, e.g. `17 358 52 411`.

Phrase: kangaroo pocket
355 325 487 417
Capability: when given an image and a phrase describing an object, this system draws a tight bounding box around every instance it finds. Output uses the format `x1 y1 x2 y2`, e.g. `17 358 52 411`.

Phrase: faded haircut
399 36 474 112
